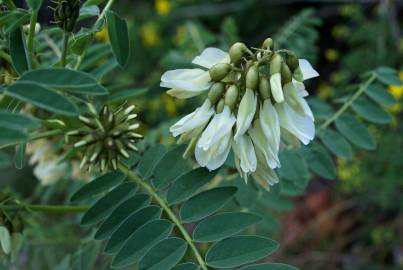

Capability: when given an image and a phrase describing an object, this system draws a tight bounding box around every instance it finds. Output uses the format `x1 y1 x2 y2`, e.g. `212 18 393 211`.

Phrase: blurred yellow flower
325 49 339 62
155 0 171 16
95 26 109 42
163 94 185 116
332 25 350 39
174 25 187 46
140 23 160 47
388 71 403 100
317 82 332 99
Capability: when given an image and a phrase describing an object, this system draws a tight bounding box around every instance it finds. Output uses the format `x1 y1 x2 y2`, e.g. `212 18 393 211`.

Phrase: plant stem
61 32 69 67
27 9 39 62
318 72 377 131
0 204 89 213
0 129 63 150
118 164 208 270
74 0 116 70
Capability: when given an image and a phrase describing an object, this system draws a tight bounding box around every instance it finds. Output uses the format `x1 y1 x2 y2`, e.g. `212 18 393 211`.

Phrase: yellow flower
325 49 339 62
140 23 160 47
155 0 171 16
388 71 403 100
95 26 109 42
163 94 184 116
317 82 332 99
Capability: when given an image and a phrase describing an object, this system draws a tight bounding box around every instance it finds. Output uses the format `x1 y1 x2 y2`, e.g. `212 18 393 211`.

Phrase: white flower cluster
160 39 319 188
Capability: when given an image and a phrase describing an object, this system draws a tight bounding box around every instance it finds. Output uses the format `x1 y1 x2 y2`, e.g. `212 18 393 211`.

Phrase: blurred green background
1 0 402 269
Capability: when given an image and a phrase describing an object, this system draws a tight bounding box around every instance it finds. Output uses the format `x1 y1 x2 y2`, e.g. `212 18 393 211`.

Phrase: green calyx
208 82 226 105
66 103 142 172
224 85 239 111
209 63 232 82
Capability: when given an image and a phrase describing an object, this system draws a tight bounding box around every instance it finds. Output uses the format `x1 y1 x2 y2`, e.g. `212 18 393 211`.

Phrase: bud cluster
53 0 80 32
161 37 319 189
66 103 142 172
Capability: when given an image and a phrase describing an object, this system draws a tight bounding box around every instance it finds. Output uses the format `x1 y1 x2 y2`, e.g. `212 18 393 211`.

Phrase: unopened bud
209 63 232 82
293 67 304 82
216 98 225 113
246 65 259 90
259 77 270 100
262 38 273 50
229 42 247 65
270 53 282 75
281 63 292 84
285 52 299 71
208 82 225 105
224 85 239 111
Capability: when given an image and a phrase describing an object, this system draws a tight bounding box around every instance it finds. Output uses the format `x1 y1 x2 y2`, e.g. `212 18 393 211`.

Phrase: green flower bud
258 77 271 100
285 52 299 71
270 53 282 75
54 0 80 32
215 98 225 113
224 85 239 111
293 67 304 82
281 62 293 85
209 63 232 82
208 82 225 105
262 38 273 50
246 64 259 90
229 42 247 65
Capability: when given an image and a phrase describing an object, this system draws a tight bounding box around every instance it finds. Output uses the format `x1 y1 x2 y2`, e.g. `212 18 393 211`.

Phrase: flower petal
195 133 232 171
259 100 280 153
299 59 319 80
270 73 284 103
170 99 214 137
192 47 230 69
161 68 212 92
232 134 257 174
234 89 257 141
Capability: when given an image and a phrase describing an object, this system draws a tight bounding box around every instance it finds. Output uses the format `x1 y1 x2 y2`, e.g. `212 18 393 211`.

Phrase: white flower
161 69 211 98
195 133 232 171
161 48 230 99
197 106 235 151
232 134 257 176
249 119 280 169
33 160 68 185
234 88 257 140
299 59 319 81
192 47 230 69
270 73 284 103
170 99 214 137
275 100 315 145
259 100 280 154
252 150 279 190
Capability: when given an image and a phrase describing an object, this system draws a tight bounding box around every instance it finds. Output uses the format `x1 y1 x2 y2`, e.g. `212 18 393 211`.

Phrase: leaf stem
0 204 88 213
118 163 208 270
27 9 39 62
61 32 70 67
318 72 377 131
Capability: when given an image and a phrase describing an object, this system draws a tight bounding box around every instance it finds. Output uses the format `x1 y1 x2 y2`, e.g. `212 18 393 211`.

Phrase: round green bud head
216 98 225 113
208 82 225 105
224 85 239 110
262 38 273 50
281 62 293 84
229 42 247 65
246 65 259 90
259 77 271 100
286 52 299 71
293 67 304 82
209 63 232 82
270 53 283 75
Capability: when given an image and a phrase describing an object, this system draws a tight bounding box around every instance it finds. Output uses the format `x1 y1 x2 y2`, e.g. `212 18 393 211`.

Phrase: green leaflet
205 235 279 268
6 82 79 116
167 167 215 205
105 206 162 254
171 263 199 270
0 127 27 145
180 186 238 223
193 212 262 242
81 182 137 226
335 113 376 150
95 193 151 240
138 237 187 270
106 10 130 68
306 144 336 180
318 129 353 160
352 96 392 124
9 28 30 75
137 145 166 178
112 219 173 268
0 110 40 130
19 68 108 95
365 84 396 106
70 171 126 202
